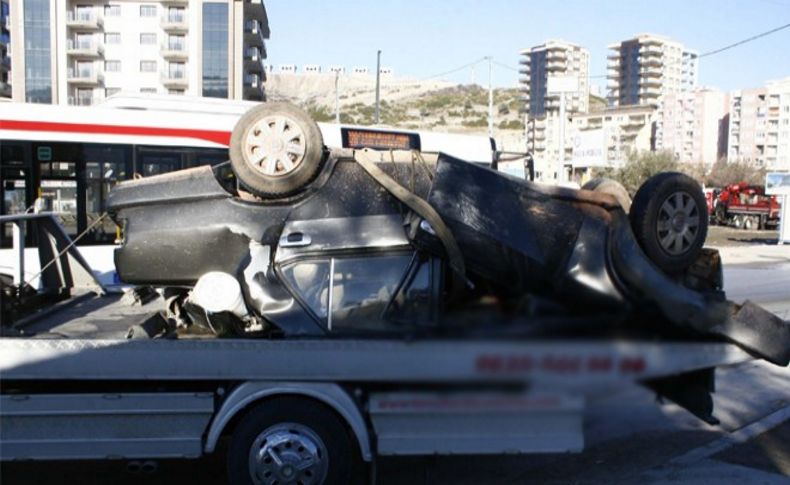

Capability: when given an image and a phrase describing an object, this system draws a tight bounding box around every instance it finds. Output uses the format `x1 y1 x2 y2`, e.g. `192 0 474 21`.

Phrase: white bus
1 94 499 283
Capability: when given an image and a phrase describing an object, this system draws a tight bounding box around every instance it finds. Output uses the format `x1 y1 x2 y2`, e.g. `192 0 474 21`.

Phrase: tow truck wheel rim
248 423 328 485
657 191 700 256
245 114 307 178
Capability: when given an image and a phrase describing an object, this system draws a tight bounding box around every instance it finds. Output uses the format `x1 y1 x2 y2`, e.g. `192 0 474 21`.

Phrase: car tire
230 102 325 198
581 178 632 212
629 172 708 274
226 396 360 485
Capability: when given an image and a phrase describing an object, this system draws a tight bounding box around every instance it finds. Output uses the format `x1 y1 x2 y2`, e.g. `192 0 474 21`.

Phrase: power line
699 22 790 58
420 57 487 81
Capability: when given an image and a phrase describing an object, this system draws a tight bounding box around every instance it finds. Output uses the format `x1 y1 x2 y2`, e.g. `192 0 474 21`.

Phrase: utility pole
334 71 340 123
374 50 382 124
486 56 493 138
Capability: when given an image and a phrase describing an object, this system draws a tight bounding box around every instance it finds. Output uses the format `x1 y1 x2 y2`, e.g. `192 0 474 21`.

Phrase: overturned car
108 103 790 367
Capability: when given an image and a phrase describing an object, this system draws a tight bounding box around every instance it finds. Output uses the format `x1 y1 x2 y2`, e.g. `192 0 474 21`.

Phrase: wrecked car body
107 103 790 367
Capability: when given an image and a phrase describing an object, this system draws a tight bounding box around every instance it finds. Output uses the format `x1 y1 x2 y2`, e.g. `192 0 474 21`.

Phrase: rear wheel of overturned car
581 178 632 212
226 397 359 485
230 102 325 198
629 172 708 274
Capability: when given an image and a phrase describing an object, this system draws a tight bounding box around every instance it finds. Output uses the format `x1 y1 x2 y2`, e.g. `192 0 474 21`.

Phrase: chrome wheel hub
244 115 307 177
657 191 700 255
248 423 328 485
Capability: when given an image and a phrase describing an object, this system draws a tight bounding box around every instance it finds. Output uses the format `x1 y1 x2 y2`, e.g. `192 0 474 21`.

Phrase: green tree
594 150 679 196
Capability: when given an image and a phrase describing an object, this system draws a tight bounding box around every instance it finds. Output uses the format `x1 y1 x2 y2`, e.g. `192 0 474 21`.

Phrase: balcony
66 11 103 29
639 66 662 77
160 41 188 59
244 47 265 72
66 39 104 57
0 56 9 72
546 50 567 61
244 20 265 46
0 81 11 97
244 74 264 100
68 96 95 106
546 61 565 71
160 69 188 87
640 56 663 67
640 77 662 88
161 12 188 31
67 68 104 85
639 45 663 56
519 66 530 74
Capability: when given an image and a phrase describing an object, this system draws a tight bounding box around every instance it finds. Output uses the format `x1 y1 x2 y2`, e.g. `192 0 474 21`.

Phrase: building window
140 33 157 45
168 89 184 95
23 0 52 103
139 5 156 17
167 62 185 78
105 60 121 72
105 32 121 44
106 87 121 97
104 4 121 17
167 34 186 51
140 61 157 72
140 88 157 93
202 2 228 98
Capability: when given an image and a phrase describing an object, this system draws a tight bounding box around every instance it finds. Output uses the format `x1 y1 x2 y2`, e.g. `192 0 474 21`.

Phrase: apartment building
1 0 9 99
519 39 590 118
657 88 729 167
607 33 698 108
728 77 790 171
8 0 268 106
567 105 656 180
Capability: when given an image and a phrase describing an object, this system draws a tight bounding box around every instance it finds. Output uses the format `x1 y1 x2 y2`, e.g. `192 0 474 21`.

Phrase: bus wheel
227 397 359 485
581 178 632 212
230 102 325 199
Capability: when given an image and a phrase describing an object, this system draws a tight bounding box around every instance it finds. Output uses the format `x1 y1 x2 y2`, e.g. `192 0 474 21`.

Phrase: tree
594 150 680 196
705 158 766 187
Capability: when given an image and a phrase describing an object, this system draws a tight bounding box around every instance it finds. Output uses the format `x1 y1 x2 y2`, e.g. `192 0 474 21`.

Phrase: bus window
1 143 32 247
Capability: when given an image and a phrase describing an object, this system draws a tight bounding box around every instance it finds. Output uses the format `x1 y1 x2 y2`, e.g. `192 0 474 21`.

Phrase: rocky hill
265 73 528 150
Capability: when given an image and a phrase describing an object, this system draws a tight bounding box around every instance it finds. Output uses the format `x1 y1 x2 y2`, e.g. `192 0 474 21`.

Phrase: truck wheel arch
204 381 373 462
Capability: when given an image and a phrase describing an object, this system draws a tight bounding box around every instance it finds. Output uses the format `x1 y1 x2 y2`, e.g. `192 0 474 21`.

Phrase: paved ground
2 227 788 484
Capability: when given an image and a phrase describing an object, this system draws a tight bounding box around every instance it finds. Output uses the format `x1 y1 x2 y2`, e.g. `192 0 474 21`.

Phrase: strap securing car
353 148 466 278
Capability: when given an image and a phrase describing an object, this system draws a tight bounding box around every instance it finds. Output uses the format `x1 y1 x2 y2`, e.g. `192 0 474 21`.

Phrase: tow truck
712 182 781 230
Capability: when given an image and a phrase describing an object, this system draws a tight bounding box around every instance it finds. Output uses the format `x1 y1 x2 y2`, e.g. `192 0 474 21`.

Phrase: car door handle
279 232 312 247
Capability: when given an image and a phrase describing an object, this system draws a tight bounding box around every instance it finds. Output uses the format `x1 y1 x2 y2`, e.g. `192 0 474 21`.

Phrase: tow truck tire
227 396 359 485
230 102 325 199
629 172 708 274
582 178 632 212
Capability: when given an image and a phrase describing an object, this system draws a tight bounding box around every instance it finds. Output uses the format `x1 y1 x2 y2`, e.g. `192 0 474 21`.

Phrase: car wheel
581 178 632 212
629 172 708 274
226 397 360 485
230 102 325 198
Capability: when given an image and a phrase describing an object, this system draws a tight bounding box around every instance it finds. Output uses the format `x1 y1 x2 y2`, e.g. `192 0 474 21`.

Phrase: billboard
571 129 606 168
765 172 790 195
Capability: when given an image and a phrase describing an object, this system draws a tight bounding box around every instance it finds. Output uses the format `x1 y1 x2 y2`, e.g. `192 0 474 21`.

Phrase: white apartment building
8 0 268 105
567 105 656 182
519 40 590 182
519 39 590 118
607 33 698 108
657 88 729 167
728 77 790 171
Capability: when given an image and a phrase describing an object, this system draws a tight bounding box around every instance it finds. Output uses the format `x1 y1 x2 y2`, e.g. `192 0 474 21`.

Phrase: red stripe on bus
0 119 232 146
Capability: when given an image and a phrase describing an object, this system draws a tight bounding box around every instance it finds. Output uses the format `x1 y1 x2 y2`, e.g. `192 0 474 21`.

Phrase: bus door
0 141 36 247
35 142 82 241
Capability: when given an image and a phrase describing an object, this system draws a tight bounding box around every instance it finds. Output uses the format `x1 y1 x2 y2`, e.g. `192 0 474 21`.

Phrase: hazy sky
265 0 790 91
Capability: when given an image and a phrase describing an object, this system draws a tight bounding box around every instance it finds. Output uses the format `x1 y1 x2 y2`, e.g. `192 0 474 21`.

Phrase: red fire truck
712 182 781 230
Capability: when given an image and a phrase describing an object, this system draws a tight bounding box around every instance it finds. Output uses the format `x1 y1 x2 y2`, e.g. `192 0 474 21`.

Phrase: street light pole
374 50 382 124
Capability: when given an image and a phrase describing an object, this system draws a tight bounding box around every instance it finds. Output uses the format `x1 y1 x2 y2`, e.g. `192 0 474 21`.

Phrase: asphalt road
2 251 789 484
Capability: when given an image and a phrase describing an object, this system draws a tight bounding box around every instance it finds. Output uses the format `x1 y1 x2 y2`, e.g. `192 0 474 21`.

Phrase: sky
265 0 790 91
